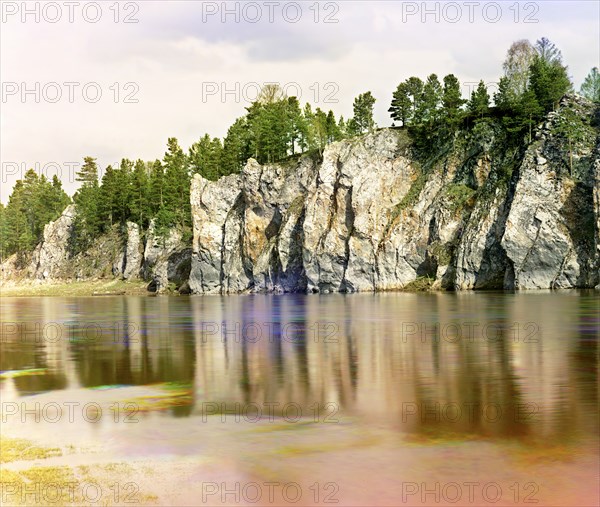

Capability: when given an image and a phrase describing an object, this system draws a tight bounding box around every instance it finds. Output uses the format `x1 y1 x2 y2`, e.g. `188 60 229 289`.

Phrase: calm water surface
1 292 598 506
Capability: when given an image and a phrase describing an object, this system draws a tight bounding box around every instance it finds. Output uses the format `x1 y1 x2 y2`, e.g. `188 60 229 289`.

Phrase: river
0 292 598 506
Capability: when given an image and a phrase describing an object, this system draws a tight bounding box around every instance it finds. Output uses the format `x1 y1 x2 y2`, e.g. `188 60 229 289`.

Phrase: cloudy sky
1 0 598 202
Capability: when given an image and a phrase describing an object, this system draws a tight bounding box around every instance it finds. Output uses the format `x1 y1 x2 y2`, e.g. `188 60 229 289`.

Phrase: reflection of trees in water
2 293 598 439
397 295 532 439
1 303 69 394
69 298 195 389
188 295 597 444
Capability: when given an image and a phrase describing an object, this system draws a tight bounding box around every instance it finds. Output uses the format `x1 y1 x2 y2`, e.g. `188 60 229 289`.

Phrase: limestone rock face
188 96 599 294
189 129 465 294
501 96 598 289
143 220 191 293
29 204 77 280
112 222 143 280
123 222 143 280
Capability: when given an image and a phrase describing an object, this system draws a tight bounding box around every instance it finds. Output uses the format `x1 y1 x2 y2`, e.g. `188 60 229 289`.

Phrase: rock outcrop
189 95 600 293
143 220 191 293
29 204 77 280
0 209 186 290
113 222 143 280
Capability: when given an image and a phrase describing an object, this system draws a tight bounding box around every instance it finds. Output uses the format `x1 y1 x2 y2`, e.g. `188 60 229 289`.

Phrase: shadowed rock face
142 220 191 293
190 96 600 294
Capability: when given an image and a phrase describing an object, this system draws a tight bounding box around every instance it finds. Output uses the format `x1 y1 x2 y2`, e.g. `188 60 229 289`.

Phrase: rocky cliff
189 95 600 293
1 95 598 293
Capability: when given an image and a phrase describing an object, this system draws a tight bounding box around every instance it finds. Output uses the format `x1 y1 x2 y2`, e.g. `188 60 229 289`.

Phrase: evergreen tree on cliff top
72 157 101 252
349 91 376 135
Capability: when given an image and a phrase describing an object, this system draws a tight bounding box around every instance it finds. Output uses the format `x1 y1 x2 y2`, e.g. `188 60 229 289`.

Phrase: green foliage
222 117 251 175
216 89 344 166
494 76 514 111
442 74 466 129
349 91 376 135
419 74 443 125
389 75 442 128
580 67 600 102
403 276 435 291
395 170 428 212
468 81 490 118
389 81 412 126
553 106 596 176
129 160 151 228
528 54 572 113
444 184 476 213
163 137 190 229
189 134 223 181
72 157 101 253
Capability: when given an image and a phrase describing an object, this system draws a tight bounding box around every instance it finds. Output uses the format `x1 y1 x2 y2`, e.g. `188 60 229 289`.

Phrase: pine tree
337 116 347 138
581 67 600 102
442 74 466 128
1 169 70 258
222 117 251 175
494 76 514 111
517 89 542 143
50 176 70 216
529 54 571 112
405 77 424 124
72 157 101 252
99 165 118 228
162 138 190 230
554 106 592 176
389 82 412 127
149 160 165 215
189 134 223 180
302 103 317 151
286 96 306 155
114 159 133 225
349 91 376 135
419 74 443 124
468 81 490 118
325 110 342 143
3 180 31 258
312 108 328 154
130 160 150 228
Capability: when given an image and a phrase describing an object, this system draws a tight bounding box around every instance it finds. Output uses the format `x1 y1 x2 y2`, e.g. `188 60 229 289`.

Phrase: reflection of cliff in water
1 292 598 442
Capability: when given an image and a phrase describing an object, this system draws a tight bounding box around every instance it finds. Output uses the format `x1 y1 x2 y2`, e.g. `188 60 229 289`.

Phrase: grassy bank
0 279 150 297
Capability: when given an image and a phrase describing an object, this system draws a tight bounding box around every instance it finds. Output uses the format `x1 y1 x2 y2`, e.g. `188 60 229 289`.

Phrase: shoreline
0 280 150 297
1 278 598 297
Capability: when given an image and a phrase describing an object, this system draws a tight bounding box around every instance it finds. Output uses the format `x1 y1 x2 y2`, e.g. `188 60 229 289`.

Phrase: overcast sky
1 0 598 202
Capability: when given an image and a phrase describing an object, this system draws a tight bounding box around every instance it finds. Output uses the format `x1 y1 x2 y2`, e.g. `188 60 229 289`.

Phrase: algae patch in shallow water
0 437 159 505
0 438 62 464
109 382 193 413
0 369 48 380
